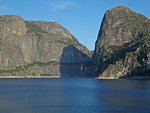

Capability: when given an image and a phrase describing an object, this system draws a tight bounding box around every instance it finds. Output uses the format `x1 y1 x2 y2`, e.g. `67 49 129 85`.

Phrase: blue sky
0 0 150 50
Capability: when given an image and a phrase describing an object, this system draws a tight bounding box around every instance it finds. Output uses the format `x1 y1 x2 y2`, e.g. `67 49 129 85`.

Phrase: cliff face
0 15 95 77
93 6 150 79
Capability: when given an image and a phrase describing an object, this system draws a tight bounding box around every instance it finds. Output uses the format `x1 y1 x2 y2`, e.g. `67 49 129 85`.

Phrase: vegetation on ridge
0 61 60 75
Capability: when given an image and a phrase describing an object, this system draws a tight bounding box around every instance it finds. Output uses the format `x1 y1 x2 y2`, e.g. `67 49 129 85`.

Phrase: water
0 78 150 113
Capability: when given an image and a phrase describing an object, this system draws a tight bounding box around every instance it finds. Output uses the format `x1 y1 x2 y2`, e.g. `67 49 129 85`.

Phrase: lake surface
0 78 150 113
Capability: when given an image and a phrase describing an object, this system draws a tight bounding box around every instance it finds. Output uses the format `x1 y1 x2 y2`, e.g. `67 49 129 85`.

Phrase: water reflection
0 79 150 113
97 80 150 102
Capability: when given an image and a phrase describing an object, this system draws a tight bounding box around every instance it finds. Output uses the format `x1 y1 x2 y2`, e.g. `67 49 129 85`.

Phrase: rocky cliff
0 15 95 78
93 6 150 79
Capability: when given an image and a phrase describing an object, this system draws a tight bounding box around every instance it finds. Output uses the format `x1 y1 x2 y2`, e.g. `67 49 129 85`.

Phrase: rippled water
0 78 150 113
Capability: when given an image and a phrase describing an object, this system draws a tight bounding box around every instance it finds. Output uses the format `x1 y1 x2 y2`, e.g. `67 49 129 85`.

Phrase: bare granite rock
93 6 150 79
0 15 95 77
0 15 27 37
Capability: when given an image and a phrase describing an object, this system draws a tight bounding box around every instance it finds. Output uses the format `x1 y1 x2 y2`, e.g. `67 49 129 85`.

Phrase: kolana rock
0 15 95 78
93 5 150 79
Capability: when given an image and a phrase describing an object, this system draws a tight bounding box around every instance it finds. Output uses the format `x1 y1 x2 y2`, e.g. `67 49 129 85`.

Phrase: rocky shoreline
96 76 150 80
0 75 150 80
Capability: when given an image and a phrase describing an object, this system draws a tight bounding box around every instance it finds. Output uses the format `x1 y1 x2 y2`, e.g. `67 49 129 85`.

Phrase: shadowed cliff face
0 15 94 77
60 45 96 77
93 6 150 79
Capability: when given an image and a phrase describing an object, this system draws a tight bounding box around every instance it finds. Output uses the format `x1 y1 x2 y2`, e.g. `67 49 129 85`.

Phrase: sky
0 0 150 50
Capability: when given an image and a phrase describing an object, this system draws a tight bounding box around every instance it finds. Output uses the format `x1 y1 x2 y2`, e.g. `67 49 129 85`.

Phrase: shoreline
95 76 118 80
96 76 150 80
0 76 60 79
0 76 149 80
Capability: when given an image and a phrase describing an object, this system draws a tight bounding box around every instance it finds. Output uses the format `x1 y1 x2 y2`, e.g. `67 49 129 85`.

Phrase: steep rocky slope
93 6 150 79
0 15 95 77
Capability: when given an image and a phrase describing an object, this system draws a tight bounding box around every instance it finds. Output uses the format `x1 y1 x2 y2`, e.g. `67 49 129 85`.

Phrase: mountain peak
97 5 149 48
106 5 133 15
114 5 131 9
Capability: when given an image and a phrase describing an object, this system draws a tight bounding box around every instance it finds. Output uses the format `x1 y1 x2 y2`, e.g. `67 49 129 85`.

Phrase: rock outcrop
93 6 150 79
0 15 95 77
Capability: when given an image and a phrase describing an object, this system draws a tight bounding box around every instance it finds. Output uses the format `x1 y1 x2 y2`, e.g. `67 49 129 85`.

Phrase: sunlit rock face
0 15 95 77
93 6 150 79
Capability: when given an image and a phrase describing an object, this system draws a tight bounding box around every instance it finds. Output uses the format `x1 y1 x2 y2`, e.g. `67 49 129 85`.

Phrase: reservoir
0 78 150 113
